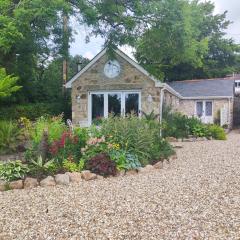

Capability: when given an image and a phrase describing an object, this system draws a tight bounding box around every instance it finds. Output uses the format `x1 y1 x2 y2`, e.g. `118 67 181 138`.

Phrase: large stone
9 180 23 190
24 177 39 189
96 175 104 180
138 165 154 174
125 169 138 176
81 170 97 181
0 180 6 191
153 161 163 169
55 174 70 185
40 176 56 187
163 159 170 169
66 172 82 183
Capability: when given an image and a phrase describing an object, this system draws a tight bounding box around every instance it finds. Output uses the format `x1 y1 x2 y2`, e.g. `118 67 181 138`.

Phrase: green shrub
208 124 226 140
99 115 158 165
29 156 58 179
149 139 175 164
191 124 209 137
0 102 65 121
162 112 190 139
31 115 67 145
108 149 142 170
63 159 85 172
0 121 22 154
0 160 29 182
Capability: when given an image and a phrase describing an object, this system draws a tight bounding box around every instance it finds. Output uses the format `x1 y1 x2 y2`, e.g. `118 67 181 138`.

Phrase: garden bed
0 156 176 191
0 111 226 190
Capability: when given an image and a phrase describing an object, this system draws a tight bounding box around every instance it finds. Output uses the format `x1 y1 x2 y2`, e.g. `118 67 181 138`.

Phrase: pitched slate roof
168 79 235 98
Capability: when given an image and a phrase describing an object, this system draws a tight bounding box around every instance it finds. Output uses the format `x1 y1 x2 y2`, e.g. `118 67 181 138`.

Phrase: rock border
0 155 177 192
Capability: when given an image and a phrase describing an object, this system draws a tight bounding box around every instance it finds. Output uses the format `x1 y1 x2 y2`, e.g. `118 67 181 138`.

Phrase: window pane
196 102 203 117
92 94 104 121
206 101 212 116
125 93 139 116
108 93 121 116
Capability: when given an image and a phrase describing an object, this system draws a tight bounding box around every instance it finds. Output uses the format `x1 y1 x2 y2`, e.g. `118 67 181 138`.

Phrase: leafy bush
191 124 209 137
31 115 67 145
0 160 29 182
87 153 117 176
0 102 65 121
208 124 226 140
149 139 175 164
63 158 85 172
162 106 190 139
162 105 226 140
0 121 22 154
109 149 142 170
49 129 88 164
29 156 58 179
99 115 158 165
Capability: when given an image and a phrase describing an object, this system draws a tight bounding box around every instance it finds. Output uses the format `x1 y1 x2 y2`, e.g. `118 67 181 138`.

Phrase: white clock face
104 60 121 78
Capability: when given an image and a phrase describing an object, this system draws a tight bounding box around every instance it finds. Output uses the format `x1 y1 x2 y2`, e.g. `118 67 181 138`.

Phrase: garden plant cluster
0 109 227 188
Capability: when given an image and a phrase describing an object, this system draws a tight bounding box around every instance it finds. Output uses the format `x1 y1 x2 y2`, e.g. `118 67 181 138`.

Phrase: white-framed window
88 90 141 125
195 100 213 124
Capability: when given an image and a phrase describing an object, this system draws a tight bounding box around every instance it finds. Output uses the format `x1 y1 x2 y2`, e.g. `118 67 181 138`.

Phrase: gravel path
1 132 240 240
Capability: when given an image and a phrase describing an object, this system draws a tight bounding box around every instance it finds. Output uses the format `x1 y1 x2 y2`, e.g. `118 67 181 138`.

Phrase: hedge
0 102 71 121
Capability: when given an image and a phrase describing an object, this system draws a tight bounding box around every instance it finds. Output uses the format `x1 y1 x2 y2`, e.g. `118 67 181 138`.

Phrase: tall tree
135 0 240 81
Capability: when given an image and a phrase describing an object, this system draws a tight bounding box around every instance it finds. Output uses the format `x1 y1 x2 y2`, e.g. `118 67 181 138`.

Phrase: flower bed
0 115 176 191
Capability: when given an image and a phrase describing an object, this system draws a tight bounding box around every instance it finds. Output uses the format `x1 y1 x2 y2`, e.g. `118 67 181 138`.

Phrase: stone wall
71 53 162 125
168 97 234 127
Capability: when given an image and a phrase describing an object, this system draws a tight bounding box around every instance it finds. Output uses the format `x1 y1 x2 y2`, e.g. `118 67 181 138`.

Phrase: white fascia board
65 47 166 89
181 96 233 100
65 48 107 88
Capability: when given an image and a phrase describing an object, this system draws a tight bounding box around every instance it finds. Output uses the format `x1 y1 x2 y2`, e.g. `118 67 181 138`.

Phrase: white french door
195 101 213 124
88 91 141 125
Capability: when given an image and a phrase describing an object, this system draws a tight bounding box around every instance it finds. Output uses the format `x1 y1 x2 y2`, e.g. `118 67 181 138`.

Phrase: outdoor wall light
76 95 81 104
147 94 153 103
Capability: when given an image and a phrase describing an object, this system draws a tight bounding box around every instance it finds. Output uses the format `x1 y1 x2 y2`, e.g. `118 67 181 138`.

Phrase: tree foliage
135 0 240 81
0 68 21 99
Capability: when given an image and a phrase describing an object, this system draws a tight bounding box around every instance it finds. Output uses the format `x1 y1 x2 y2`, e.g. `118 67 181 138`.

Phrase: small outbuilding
66 48 235 128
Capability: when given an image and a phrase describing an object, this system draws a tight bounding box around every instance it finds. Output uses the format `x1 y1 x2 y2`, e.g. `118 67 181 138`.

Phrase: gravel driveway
1 131 240 240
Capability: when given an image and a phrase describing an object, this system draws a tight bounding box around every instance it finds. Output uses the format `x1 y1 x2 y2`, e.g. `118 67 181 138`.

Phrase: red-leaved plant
87 153 117 177
49 131 82 164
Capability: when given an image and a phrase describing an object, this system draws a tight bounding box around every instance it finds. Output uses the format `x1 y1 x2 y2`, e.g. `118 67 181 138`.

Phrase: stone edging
0 155 177 192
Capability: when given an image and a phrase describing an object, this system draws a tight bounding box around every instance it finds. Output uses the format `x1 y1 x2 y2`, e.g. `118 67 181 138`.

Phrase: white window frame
88 90 141 125
195 100 214 123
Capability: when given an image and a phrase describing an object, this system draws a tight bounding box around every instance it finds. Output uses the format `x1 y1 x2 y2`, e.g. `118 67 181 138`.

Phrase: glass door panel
205 101 213 116
125 93 139 116
92 94 104 122
108 93 121 116
196 101 203 117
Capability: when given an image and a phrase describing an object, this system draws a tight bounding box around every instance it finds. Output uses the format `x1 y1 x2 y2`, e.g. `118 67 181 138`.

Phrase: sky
69 0 240 59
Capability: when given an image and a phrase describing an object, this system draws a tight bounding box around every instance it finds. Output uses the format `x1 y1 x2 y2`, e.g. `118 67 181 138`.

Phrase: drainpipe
159 87 165 137
228 97 232 129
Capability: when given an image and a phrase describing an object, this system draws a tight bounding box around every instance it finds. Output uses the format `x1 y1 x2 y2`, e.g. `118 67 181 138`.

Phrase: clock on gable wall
104 60 121 78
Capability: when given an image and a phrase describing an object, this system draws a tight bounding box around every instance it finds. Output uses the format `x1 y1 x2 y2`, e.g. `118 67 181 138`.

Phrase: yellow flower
113 143 120 150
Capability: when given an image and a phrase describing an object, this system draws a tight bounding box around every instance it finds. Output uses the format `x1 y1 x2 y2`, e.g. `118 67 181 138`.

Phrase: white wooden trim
65 47 165 89
66 49 107 88
194 100 214 123
88 90 141 125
